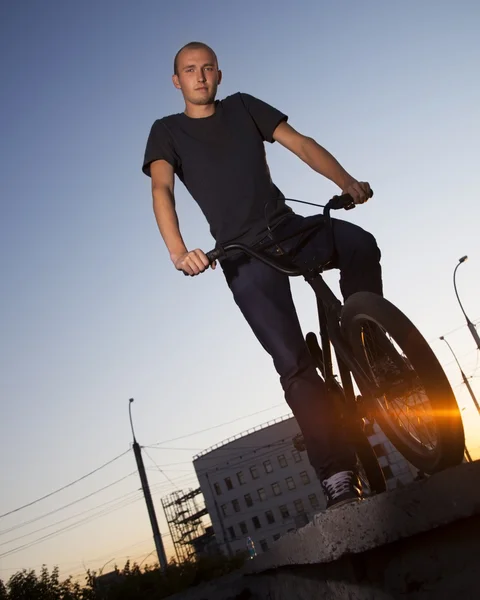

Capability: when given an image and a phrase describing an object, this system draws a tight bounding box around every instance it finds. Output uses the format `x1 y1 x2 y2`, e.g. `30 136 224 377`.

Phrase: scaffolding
161 487 210 562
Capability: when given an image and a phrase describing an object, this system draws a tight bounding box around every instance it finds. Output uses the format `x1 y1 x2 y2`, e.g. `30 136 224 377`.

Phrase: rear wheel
341 292 465 473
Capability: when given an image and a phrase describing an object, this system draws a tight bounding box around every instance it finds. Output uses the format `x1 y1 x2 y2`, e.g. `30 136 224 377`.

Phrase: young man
142 42 383 508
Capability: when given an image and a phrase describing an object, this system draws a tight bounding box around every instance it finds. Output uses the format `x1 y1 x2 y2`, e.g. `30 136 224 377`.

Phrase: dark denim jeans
221 214 383 481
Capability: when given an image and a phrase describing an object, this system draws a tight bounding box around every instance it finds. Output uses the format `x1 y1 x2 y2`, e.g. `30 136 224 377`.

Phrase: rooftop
192 413 294 461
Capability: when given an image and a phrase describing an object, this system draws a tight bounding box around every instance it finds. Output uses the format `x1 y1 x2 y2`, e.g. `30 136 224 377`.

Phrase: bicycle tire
306 331 387 494
341 292 465 473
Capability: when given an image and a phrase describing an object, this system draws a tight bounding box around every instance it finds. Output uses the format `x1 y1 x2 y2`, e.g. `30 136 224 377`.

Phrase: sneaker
322 470 363 509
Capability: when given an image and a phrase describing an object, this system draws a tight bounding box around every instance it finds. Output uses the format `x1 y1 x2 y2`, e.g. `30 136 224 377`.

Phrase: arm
272 122 371 202
151 160 212 275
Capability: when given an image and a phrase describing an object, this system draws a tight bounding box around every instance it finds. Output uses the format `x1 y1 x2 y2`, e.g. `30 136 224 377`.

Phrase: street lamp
453 256 480 350
99 558 115 576
440 336 480 416
128 399 168 571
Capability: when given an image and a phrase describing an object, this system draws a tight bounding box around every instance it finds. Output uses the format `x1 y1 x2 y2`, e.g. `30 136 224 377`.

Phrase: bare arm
150 160 213 275
151 160 187 260
272 122 371 202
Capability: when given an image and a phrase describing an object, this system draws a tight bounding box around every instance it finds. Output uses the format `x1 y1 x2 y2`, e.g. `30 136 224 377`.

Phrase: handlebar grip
206 248 225 264
182 247 224 276
330 189 374 211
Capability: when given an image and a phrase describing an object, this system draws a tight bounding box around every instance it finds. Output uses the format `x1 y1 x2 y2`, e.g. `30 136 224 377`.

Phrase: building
193 414 417 556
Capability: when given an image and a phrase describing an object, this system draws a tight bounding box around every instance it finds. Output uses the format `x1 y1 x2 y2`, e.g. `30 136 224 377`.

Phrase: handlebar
181 191 371 277
205 192 369 271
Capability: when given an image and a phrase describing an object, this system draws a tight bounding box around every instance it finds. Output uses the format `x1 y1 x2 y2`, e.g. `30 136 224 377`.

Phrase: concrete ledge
246 460 480 573
168 461 480 599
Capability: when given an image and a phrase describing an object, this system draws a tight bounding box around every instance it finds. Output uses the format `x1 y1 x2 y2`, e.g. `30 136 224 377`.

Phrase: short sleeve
239 93 288 143
142 120 179 177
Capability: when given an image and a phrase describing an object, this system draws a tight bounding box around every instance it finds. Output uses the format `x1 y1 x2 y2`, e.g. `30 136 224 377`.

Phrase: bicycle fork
305 273 377 412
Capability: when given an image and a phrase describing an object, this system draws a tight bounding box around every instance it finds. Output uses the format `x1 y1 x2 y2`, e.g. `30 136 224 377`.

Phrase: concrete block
246 460 480 572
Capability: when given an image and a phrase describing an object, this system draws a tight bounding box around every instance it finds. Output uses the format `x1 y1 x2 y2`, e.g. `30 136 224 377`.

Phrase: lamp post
440 337 477 463
129 399 168 571
453 256 480 351
440 337 480 418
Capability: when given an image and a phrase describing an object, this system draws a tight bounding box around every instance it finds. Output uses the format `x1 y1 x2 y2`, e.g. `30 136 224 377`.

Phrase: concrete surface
167 460 480 600
246 459 480 572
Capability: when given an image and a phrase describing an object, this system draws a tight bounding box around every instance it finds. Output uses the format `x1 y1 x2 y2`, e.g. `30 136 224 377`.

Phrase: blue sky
1 0 479 580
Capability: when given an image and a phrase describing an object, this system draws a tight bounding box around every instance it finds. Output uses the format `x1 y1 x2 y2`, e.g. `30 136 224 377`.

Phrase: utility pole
129 398 168 571
440 337 480 417
453 256 480 351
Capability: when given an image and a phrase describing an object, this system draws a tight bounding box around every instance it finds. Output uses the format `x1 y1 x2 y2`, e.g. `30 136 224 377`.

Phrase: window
250 466 259 479
279 505 290 519
308 493 320 509
263 459 273 474
285 476 296 490
271 482 282 496
257 488 267 501
265 510 275 524
278 454 288 468
213 482 222 496
273 533 281 541
294 499 305 514
300 471 311 485
227 526 235 540
232 499 240 513
382 465 394 480
259 539 269 552
373 443 387 458
252 516 261 530
237 471 246 485
239 521 248 535
364 421 375 437
292 449 302 463
221 504 228 516
224 477 233 490
244 493 253 507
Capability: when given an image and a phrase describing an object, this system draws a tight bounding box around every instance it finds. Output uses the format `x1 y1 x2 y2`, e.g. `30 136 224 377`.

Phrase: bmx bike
202 194 466 494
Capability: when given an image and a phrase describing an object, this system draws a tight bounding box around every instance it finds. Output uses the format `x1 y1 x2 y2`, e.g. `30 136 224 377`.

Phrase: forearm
300 137 356 190
152 186 188 261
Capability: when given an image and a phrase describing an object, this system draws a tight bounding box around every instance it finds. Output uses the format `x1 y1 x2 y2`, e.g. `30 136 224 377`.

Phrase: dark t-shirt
142 92 293 246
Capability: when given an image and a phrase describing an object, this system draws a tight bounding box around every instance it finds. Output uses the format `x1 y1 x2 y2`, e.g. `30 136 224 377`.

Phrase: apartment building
193 414 417 556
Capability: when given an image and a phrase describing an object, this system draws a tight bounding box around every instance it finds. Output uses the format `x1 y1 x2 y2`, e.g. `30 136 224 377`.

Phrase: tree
0 579 8 600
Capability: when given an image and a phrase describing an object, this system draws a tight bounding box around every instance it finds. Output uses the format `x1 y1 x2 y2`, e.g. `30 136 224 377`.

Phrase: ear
172 74 181 90
217 70 223 85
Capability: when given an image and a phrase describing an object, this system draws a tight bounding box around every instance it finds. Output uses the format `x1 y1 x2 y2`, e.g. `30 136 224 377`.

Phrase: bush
0 553 245 600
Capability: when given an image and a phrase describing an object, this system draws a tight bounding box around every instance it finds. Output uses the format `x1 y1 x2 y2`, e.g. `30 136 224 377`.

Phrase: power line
443 348 478 369
143 449 176 486
0 449 131 520
0 488 145 547
433 317 480 343
0 480 147 560
0 472 136 537
148 404 285 447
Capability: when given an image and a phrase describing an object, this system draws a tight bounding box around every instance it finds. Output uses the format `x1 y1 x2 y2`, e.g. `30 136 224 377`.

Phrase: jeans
221 214 383 481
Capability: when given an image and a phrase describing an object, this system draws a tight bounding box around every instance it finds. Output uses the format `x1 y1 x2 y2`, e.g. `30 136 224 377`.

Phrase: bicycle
200 193 466 495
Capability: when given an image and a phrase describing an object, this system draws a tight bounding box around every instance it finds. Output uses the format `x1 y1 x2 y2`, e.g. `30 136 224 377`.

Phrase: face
172 48 222 106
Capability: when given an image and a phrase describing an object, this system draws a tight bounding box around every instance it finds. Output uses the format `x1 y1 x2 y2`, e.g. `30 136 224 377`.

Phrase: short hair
173 42 218 75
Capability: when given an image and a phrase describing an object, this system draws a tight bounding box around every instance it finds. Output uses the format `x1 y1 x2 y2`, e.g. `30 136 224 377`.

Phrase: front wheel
341 292 465 473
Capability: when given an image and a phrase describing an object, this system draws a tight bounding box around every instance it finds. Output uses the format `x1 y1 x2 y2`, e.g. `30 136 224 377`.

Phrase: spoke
361 324 438 454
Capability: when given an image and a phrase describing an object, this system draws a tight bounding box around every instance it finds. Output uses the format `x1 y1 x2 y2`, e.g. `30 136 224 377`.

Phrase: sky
1 0 480 583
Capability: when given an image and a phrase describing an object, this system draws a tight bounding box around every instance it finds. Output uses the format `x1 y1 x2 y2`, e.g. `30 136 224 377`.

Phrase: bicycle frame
206 194 380 413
